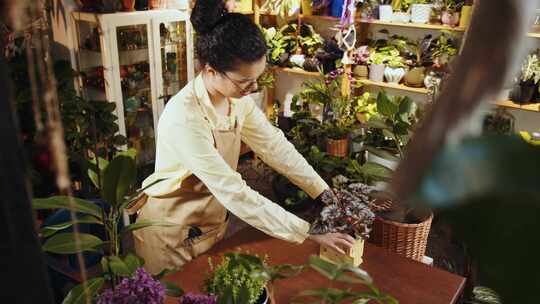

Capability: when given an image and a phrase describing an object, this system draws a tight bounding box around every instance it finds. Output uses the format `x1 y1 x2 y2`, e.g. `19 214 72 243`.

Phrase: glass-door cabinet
69 10 194 170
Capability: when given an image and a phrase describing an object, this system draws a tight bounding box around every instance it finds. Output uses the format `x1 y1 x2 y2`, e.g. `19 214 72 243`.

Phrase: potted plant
430 31 459 68
309 183 376 266
441 0 464 27
392 0 413 23
250 67 275 110
510 52 540 104
383 49 406 84
33 151 181 302
399 34 434 87
368 51 387 82
410 0 432 24
378 0 394 22
352 45 370 79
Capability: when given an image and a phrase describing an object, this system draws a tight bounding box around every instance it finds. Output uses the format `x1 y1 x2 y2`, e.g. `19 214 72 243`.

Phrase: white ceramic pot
411 4 432 24
384 67 406 83
379 5 393 22
289 54 306 68
392 12 411 23
369 64 385 82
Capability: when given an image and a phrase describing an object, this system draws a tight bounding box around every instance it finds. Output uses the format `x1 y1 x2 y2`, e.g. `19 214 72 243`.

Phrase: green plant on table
297 256 397 304
519 51 540 84
206 252 304 304
32 151 180 302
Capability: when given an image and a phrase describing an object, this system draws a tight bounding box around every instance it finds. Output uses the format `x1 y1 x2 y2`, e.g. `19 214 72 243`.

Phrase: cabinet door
156 19 189 107
113 23 156 168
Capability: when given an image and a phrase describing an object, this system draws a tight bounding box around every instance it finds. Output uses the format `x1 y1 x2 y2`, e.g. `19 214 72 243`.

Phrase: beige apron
133 97 241 274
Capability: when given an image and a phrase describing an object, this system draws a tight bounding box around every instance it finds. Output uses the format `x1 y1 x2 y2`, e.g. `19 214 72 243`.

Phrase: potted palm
352 45 370 79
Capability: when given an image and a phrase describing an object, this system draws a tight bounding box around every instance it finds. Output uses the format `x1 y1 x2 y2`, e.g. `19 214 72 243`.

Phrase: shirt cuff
304 176 330 199
290 219 311 244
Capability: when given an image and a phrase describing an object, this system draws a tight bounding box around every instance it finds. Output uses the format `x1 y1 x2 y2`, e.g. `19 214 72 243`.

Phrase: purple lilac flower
96 268 166 304
179 293 218 304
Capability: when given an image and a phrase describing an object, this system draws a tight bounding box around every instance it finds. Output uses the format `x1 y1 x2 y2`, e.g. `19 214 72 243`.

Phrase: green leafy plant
297 256 397 304
365 91 419 161
442 0 464 13
466 286 502 304
354 92 378 123
430 31 459 67
32 151 179 303
299 24 324 57
482 108 515 136
256 67 276 91
519 52 540 84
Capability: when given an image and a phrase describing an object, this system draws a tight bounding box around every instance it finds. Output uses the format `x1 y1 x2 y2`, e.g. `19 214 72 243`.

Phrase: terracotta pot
326 138 348 157
441 11 460 27
353 65 369 79
320 237 364 266
122 0 136 11
404 67 426 87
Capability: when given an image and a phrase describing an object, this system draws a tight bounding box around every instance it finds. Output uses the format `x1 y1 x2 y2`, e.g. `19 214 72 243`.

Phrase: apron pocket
182 222 227 257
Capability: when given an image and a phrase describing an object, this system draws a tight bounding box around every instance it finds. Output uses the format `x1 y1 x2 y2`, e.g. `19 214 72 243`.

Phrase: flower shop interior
2 0 540 304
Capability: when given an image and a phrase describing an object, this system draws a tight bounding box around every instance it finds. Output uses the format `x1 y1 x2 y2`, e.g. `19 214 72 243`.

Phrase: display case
69 9 194 167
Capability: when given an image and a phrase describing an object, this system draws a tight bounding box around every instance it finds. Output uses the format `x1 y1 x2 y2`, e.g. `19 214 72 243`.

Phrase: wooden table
165 228 466 304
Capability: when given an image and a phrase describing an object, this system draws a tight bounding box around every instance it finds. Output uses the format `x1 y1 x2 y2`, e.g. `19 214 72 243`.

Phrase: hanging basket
326 138 348 157
370 212 433 262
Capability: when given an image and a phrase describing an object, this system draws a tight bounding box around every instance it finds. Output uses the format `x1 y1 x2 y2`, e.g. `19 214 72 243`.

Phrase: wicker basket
370 213 433 262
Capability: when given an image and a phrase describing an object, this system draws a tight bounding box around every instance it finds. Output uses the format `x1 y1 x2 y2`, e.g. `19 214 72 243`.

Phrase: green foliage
206 253 268 304
431 31 459 67
297 256 398 304
442 0 465 13
256 67 276 91
467 287 502 304
482 109 515 136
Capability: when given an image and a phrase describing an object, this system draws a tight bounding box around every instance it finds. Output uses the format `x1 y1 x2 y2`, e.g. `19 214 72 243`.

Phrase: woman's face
209 56 267 99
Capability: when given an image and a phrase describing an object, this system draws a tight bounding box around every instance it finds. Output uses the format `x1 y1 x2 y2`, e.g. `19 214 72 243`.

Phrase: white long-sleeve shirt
142 74 329 243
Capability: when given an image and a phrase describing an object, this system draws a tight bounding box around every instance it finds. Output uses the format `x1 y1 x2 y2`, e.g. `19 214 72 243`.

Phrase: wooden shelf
358 79 429 94
358 18 466 32
274 67 322 77
234 10 254 15
493 100 540 112
527 32 540 38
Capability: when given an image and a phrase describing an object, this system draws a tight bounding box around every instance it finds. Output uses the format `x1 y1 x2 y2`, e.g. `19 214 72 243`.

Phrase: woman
133 0 354 274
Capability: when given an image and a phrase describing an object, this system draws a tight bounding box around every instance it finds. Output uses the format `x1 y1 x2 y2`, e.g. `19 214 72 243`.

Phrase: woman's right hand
308 232 355 254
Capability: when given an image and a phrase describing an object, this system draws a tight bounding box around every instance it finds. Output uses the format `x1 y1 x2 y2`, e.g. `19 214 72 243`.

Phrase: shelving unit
358 18 466 32
358 79 429 94
493 100 540 112
274 67 321 77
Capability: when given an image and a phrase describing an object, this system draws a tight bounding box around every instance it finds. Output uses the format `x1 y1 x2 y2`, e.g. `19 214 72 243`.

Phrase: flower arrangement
97 268 165 304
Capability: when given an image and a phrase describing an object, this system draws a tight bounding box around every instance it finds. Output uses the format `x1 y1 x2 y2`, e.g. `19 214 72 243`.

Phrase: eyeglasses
221 72 257 95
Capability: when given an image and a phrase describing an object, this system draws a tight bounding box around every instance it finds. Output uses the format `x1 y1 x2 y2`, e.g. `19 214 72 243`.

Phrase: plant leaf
361 162 394 181
154 268 179 280
62 277 104 304
43 232 104 254
397 96 417 123
41 215 103 238
376 91 398 118
87 154 109 189
161 281 184 297
102 155 137 206
122 219 178 234
32 196 102 219
123 253 145 274
119 178 168 211
366 147 400 162
108 256 131 277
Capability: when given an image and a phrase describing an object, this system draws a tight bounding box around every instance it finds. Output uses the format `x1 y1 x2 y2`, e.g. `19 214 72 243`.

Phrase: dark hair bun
190 0 227 34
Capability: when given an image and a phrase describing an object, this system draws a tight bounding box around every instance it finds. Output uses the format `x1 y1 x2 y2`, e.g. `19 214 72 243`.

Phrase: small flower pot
411 4 432 24
353 65 369 79
384 67 406 84
404 67 426 87
392 12 411 23
122 0 136 11
369 64 385 82
320 237 365 266
326 138 349 158
441 11 460 27
378 5 393 22
510 81 536 105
